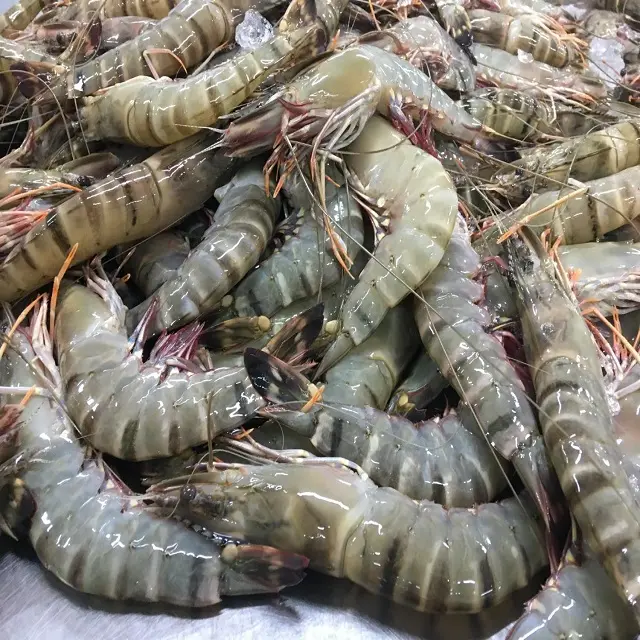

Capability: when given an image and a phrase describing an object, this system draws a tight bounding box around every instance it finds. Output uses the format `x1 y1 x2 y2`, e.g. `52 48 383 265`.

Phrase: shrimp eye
515 168 524 179
180 484 197 503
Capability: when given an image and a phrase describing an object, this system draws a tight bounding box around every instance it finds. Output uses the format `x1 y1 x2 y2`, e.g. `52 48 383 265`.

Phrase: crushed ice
588 36 625 89
236 10 274 51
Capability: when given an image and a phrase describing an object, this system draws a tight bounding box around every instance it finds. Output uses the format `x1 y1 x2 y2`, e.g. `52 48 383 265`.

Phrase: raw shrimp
0 132 237 302
67 0 268 98
493 120 640 199
223 44 494 157
507 545 639 639
386 352 448 417
359 16 475 92
472 43 607 103
469 9 585 68
244 346 510 507
0 303 307 604
99 16 157 48
54 268 322 461
316 116 457 376
556 241 640 315
414 219 564 536
213 186 364 321
478 164 640 252
78 0 346 146
126 230 191 298
0 153 120 200
466 0 570 21
510 226 640 619
434 0 474 51
126 163 281 334
459 87 560 141
150 462 547 613
0 0 51 35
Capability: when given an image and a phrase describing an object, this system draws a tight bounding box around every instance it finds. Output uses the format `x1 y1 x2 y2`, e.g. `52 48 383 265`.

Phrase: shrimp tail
220 543 308 595
264 303 325 364
244 348 313 412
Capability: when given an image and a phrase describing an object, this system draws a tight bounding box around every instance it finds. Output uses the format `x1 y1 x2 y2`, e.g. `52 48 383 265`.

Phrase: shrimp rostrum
150 463 548 613
0 300 307 605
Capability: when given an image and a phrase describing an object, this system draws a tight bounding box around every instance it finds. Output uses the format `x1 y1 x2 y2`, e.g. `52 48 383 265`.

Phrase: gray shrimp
213 185 364 322
0 132 237 302
415 219 564 536
0 301 306 603
126 162 281 335
150 462 547 613
510 226 640 620
242 344 510 507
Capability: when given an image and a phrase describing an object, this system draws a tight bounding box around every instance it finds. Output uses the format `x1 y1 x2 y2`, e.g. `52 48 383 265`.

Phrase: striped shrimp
471 43 608 103
478 164 640 253
468 9 585 68
77 0 345 146
0 132 237 302
65 0 290 98
0 301 307 604
316 116 458 376
242 344 510 507
493 120 640 200
592 0 640 26
223 44 494 158
358 16 475 92
459 88 564 142
555 241 640 316
414 218 564 537
0 0 52 35
126 162 281 335
433 0 474 52
507 544 639 639
212 185 364 322
54 267 322 460
465 0 571 22
510 226 640 620
150 462 547 613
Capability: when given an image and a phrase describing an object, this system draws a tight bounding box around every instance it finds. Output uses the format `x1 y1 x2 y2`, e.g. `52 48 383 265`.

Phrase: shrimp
472 43 608 103
386 352 448 418
459 88 561 142
0 0 52 35
77 0 345 146
493 120 640 199
243 345 510 507
358 16 475 92
469 9 585 68
126 163 281 335
466 0 570 22
433 0 474 52
150 462 547 613
0 153 120 200
593 0 640 26
556 241 640 315
0 132 237 302
126 230 191 298
315 116 458 376
55 270 260 460
213 185 364 322
414 218 564 538
478 164 640 251
510 226 640 619
223 44 495 158
507 543 639 639
0 300 307 604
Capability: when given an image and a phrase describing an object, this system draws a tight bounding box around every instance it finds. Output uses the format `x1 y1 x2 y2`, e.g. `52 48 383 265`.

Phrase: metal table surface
0 535 538 640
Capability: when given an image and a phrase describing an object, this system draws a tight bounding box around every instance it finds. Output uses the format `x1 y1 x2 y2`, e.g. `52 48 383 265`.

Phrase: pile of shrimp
1 0 640 635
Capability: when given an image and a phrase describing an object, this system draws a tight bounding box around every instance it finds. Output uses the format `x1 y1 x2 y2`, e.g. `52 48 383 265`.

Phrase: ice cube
588 36 625 89
235 10 274 51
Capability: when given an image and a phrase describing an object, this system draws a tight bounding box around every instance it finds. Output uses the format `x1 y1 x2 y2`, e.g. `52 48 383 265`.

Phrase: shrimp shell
0 0 50 34
127 163 281 334
511 227 640 620
317 115 458 376
0 133 237 302
151 463 548 613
